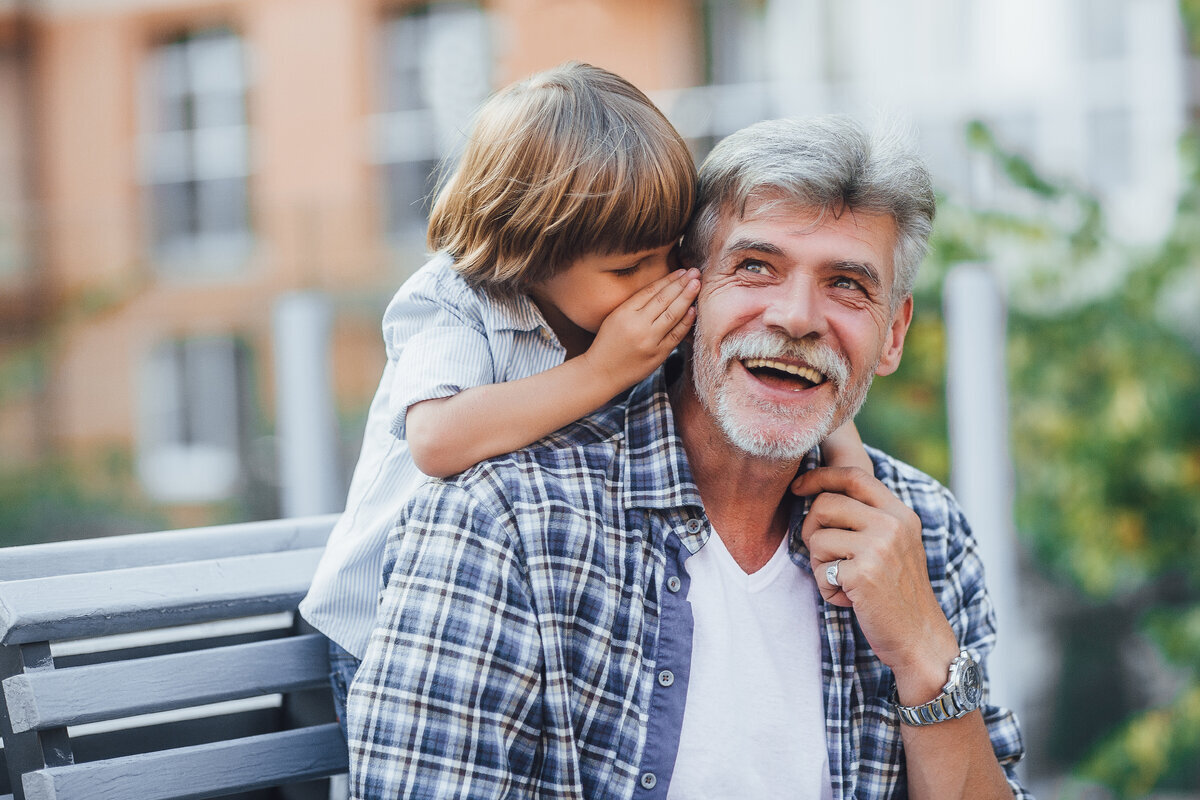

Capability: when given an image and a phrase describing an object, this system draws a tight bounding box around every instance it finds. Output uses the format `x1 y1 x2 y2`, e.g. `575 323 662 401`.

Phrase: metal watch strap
891 650 980 726
892 686 969 726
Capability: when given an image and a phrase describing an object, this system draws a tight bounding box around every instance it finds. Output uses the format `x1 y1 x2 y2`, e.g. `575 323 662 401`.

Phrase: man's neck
670 371 803 574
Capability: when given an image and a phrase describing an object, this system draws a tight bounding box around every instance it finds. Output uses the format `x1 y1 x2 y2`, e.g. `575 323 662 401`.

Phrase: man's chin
714 401 833 463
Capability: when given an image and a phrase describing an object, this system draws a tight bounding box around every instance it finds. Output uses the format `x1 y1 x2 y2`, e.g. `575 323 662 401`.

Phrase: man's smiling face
689 194 914 461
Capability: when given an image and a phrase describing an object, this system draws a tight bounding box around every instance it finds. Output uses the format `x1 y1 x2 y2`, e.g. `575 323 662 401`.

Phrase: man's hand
793 466 959 694
582 268 699 390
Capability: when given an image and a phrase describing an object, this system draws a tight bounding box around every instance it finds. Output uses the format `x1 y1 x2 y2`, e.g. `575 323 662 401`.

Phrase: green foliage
997 134 1198 794
1183 0 1200 53
1079 682 1200 797
0 456 168 547
1010 297 1200 598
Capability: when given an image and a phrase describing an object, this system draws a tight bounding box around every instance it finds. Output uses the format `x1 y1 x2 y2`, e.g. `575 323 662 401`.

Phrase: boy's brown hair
427 62 696 296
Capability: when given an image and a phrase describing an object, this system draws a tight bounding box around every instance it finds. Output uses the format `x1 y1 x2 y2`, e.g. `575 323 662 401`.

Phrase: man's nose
760 275 828 339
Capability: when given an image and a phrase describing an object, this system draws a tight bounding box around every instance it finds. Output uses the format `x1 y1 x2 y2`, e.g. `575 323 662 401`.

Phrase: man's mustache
716 331 851 389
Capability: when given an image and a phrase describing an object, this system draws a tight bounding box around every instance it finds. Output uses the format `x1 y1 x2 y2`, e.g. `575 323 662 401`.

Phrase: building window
141 29 251 276
663 0 771 157
137 335 250 502
374 3 490 241
704 0 766 87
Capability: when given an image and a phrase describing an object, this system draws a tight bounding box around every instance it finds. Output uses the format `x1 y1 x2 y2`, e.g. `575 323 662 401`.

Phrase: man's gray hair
680 115 935 305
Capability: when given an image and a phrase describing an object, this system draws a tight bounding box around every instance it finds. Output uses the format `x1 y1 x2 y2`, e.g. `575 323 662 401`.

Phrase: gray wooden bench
0 514 347 800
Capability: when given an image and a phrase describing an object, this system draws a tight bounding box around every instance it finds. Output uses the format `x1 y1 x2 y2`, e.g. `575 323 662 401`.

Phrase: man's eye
739 260 769 275
832 276 863 291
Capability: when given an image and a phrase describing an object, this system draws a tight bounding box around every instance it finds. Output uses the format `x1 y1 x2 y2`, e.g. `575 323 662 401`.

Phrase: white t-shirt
667 530 833 800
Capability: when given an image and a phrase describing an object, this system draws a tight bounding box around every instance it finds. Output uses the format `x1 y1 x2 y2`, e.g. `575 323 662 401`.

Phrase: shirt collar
436 253 547 335
618 357 827 554
478 289 548 335
618 357 705 514
787 447 823 561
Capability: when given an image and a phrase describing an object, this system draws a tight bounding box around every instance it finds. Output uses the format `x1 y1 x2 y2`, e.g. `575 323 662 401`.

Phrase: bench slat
20 723 348 800
5 634 330 734
0 549 325 645
0 515 337 581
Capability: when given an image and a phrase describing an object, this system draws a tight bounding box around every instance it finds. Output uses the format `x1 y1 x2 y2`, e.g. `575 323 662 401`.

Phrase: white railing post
944 264 1026 719
272 292 343 518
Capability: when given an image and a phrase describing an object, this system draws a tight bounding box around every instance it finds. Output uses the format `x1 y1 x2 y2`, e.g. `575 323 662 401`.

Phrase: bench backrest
0 514 345 800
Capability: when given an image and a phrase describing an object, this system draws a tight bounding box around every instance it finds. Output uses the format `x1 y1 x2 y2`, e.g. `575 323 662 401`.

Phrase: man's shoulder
865 444 945 490
865 445 967 533
430 399 631 509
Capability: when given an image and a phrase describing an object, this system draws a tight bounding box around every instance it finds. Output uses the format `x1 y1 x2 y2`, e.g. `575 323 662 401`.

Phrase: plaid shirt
347 364 1032 799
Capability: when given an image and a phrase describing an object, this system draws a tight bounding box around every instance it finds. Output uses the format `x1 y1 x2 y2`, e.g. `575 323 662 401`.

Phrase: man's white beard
691 328 876 462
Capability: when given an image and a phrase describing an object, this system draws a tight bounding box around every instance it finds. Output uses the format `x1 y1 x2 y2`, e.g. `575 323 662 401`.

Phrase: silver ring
825 560 842 588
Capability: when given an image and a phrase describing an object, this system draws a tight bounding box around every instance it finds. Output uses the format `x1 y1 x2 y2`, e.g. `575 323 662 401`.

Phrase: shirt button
666 576 681 593
685 518 702 533
641 772 657 789
658 669 675 687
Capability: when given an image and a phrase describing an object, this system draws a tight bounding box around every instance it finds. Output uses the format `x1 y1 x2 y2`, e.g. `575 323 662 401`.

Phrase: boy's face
528 243 677 335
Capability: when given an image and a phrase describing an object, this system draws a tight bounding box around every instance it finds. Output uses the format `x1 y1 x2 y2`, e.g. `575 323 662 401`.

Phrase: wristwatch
891 650 983 726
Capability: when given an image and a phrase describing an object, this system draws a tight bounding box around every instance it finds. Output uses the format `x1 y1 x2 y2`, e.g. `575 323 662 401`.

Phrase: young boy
300 63 700 726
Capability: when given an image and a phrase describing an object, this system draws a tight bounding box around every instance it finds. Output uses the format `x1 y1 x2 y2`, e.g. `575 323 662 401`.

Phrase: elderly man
348 116 1031 799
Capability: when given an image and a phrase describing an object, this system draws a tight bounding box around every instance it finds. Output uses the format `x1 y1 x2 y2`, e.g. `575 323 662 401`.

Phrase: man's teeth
742 358 826 385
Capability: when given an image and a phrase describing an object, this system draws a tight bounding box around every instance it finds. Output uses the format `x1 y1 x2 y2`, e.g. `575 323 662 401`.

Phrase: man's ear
875 294 913 377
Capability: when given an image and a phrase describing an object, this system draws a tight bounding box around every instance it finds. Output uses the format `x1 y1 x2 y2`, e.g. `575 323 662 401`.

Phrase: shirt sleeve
383 276 498 439
346 481 544 800
941 502 1035 800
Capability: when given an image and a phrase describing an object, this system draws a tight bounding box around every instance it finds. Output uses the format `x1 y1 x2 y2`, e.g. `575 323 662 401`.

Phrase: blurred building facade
0 0 1191 525
0 0 700 524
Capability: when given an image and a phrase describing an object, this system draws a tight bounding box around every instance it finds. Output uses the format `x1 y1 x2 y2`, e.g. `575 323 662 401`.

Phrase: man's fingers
800 490 872 539
803 525 862 563
809 553 854 607
793 466 899 509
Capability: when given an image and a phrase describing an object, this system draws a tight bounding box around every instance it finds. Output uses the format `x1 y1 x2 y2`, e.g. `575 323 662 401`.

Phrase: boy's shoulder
387 252 540 334
395 252 473 302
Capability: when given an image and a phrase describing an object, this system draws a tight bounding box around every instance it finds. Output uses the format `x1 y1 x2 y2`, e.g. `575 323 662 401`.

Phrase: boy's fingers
663 306 695 346
616 270 681 315
653 277 700 332
637 269 698 315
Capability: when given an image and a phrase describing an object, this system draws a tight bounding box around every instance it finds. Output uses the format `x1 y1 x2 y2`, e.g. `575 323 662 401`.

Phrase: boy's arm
818 418 873 471
407 269 699 478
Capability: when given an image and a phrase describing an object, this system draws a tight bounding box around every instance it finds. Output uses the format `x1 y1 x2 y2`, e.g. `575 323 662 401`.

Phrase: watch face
958 661 982 707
